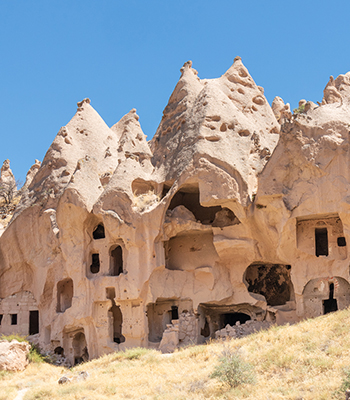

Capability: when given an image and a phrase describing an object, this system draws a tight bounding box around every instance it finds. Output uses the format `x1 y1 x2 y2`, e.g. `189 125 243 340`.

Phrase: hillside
2 308 350 400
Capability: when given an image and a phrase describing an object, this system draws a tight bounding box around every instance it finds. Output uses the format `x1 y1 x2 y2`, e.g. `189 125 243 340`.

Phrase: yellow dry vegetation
2 308 350 399
132 191 160 213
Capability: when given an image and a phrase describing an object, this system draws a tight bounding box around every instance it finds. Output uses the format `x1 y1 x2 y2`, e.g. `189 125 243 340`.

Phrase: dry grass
132 191 160 213
2 310 350 399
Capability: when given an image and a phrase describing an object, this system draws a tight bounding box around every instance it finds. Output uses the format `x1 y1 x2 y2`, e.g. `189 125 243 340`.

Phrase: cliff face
1 59 350 362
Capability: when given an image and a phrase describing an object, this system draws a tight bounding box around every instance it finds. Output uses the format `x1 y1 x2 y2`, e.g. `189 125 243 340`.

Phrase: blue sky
1 1 350 181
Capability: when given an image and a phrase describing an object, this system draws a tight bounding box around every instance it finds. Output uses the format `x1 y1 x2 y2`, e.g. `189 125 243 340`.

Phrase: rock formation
0 340 31 371
1 58 350 364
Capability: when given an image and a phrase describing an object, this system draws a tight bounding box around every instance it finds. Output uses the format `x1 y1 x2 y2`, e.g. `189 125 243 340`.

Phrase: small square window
11 314 17 325
337 237 346 247
0 314 3 325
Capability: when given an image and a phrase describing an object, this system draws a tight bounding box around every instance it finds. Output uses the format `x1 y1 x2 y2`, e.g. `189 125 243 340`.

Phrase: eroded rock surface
0 340 31 371
1 59 350 359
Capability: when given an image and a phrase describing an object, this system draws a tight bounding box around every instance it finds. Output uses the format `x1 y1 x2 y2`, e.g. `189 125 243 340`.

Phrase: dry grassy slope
1 309 350 400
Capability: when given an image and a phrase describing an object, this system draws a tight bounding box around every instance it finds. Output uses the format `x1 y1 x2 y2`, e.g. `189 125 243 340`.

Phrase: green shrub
293 104 305 114
210 348 256 388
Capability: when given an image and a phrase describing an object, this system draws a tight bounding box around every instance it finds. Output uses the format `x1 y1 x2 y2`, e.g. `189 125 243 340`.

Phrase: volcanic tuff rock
1 59 350 363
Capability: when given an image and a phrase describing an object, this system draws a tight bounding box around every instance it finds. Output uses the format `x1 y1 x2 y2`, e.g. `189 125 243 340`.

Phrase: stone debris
58 371 89 384
215 321 272 340
0 340 31 372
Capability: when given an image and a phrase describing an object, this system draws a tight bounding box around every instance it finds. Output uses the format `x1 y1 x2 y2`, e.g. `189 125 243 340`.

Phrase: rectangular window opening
315 228 328 257
11 314 17 325
29 310 39 335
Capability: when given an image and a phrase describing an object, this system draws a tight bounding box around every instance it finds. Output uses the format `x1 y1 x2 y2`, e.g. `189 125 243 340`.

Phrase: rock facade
1 59 350 363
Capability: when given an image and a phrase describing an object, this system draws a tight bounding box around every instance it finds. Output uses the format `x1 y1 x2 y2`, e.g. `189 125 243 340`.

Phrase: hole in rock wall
303 277 350 318
0 315 2 325
57 278 73 313
110 246 123 276
244 263 294 306
315 228 328 257
90 253 100 274
72 332 88 365
147 299 193 342
11 314 17 325
164 231 218 271
109 303 125 344
54 346 64 356
198 304 258 339
168 184 221 225
93 224 105 240
323 283 338 314
29 310 39 335
338 237 346 247
221 313 251 326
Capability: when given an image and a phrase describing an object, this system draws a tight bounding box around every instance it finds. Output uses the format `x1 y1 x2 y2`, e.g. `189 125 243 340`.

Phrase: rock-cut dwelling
1 58 350 363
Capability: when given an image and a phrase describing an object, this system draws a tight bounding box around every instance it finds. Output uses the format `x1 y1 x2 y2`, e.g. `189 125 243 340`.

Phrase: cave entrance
57 278 73 313
29 310 39 335
93 224 105 240
110 246 123 276
244 263 293 306
109 304 125 344
90 253 100 274
168 184 221 225
323 283 338 314
221 313 250 327
72 332 88 365
315 228 328 257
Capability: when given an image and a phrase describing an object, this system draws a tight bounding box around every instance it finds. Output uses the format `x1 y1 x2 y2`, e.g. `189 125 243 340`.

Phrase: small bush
122 347 151 360
293 104 305 114
210 348 256 388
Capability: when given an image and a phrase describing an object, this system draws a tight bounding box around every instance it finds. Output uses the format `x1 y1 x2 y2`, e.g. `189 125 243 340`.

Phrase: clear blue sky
1 1 350 181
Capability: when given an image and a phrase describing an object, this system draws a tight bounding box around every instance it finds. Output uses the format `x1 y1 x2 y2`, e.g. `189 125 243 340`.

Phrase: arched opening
110 246 123 276
72 332 88 365
221 312 250 327
244 263 294 306
93 224 105 240
54 346 64 356
323 283 338 314
56 278 73 313
90 253 100 274
109 304 125 344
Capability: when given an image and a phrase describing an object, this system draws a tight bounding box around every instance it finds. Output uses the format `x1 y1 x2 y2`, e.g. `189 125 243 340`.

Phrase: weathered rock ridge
1 59 350 363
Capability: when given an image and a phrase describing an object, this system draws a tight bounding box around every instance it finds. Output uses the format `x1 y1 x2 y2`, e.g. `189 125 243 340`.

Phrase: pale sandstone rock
1 60 350 359
0 340 31 371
